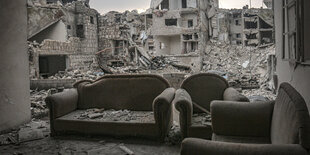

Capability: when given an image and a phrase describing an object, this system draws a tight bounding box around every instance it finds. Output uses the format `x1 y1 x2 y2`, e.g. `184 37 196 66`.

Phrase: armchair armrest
181 138 308 155
153 87 176 141
211 100 274 138
45 89 78 119
223 87 249 102
173 89 193 138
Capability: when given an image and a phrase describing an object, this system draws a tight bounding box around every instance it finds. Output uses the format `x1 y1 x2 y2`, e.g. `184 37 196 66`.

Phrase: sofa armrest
153 87 176 141
211 100 274 138
181 138 308 155
173 89 193 138
45 89 78 119
223 87 249 102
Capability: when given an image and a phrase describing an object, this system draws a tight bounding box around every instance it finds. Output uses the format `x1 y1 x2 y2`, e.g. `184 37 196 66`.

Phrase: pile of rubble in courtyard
202 41 276 100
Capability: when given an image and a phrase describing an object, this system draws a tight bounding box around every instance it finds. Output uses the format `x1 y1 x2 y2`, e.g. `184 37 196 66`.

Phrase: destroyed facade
210 7 274 47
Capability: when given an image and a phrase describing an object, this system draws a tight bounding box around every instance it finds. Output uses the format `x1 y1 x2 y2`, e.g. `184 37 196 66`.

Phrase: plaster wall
0 0 31 132
274 0 310 112
29 20 67 43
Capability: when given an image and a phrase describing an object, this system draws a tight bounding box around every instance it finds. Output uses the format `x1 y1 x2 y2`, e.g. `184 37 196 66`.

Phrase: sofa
174 73 249 139
181 83 310 155
46 74 175 141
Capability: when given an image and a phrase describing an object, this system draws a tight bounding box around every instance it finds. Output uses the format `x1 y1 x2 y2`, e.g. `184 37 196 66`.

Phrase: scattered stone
18 129 44 143
88 113 103 119
119 145 134 155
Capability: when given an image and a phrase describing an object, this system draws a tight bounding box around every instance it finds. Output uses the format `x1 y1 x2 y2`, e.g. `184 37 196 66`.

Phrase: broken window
165 19 177 26
76 25 84 38
235 19 240 26
188 20 193 28
244 20 258 29
236 33 241 38
183 34 192 40
90 16 94 24
182 0 187 8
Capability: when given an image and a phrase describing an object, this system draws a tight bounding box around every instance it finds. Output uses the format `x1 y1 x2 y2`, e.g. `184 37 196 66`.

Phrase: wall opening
182 0 187 8
244 21 257 29
188 19 193 27
165 19 177 26
90 16 94 24
260 31 273 44
160 0 169 10
76 25 84 38
39 55 67 78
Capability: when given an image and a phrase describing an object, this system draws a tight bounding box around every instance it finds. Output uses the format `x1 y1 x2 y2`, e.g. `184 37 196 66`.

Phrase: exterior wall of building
274 0 310 112
0 0 31 132
75 2 99 54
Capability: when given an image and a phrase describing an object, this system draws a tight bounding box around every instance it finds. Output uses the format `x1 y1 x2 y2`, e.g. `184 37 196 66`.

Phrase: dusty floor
0 118 180 155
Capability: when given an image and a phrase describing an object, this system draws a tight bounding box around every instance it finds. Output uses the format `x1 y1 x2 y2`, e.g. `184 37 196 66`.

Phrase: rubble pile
202 42 276 99
30 89 49 119
74 108 155 123
0 119 49 146
30 88 66 119
44 69 104 81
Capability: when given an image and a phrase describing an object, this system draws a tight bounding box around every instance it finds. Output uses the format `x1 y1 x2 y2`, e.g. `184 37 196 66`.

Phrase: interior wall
275 0 310 112
154 35 181 55
187 0 197 8
29 20 67 43
170 35 181 54
0 0 31 132
169 0 181 10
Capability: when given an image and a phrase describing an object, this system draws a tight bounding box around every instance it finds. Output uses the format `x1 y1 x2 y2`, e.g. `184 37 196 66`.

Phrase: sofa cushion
181 73 228 112
271 83 310 149
54 110 158 138
76 74 169 110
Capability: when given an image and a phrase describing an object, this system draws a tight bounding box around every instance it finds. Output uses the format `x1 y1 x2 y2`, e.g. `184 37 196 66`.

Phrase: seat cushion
212 134 271 144
181 73 228 112
53 110 159 138
271 83 310 149
187 113 213 140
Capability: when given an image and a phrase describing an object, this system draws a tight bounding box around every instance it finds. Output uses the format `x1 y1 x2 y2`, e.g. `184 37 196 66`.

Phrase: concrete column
0 0 31 132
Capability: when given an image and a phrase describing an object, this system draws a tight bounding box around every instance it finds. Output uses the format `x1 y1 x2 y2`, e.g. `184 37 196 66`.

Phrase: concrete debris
0 120 49 146
202 42 276 95
192 113 212 126
75 109 154 123
119 145 134 155
30 89 49 119
18 129 44 143
42 69 104 81
165 125 182 145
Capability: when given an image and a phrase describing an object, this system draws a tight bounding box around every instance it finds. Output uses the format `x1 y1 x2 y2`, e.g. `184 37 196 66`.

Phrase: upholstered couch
46 74 175 141
174 73 249 139
181 83 310 155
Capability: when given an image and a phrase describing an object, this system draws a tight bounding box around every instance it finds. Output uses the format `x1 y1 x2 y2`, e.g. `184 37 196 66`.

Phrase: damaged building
28 0 99 78
211 6 274 47
149 0 219 72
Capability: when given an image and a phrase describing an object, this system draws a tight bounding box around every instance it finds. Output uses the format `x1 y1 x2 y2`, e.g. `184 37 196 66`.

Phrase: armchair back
181 73 229 112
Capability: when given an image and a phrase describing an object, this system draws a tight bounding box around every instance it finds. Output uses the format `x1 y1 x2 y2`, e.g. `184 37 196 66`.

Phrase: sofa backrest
74 74 170 111
181 73 228 112
271 83 310 149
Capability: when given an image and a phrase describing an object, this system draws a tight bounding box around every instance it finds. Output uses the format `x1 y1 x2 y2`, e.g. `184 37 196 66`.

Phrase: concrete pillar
0 0 31 132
